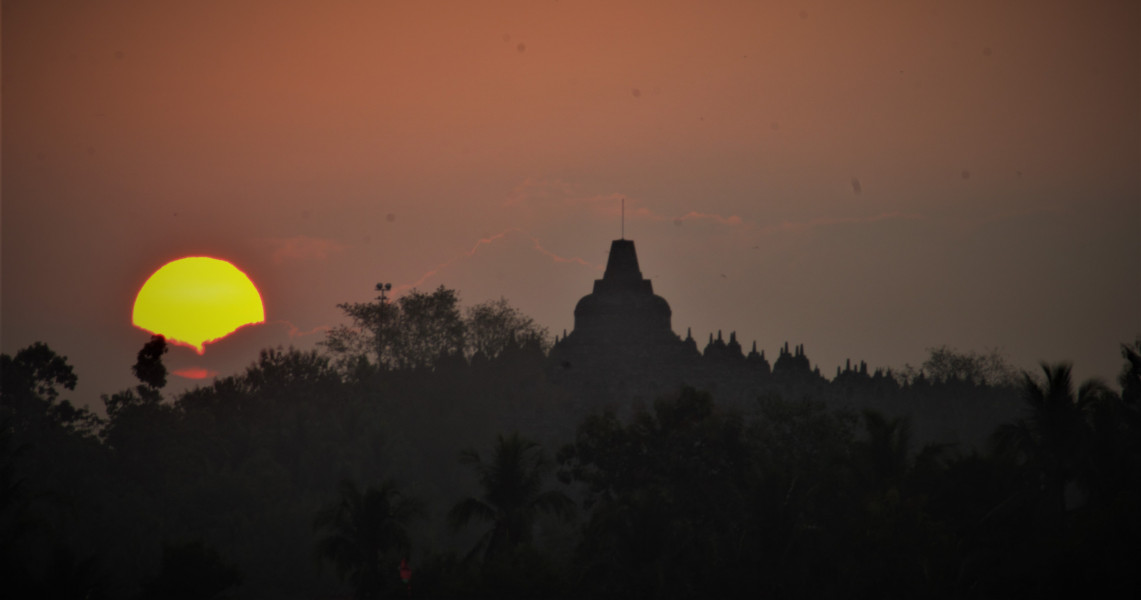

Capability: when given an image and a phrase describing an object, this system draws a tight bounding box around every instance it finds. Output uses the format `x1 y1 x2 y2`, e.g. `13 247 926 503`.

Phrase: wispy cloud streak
669 211 744 226
262 235 348 264
392 229 600 296
173 367 218 380
269 319 332 339
759 211 925 234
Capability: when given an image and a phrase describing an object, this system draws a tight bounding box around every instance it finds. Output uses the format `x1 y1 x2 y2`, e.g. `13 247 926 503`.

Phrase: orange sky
3 0 1138 406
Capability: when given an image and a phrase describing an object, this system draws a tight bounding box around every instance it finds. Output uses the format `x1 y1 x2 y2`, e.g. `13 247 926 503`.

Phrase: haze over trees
2 288 1138 598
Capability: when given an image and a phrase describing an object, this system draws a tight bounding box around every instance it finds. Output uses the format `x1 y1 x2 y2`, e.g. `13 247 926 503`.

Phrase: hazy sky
3 0 1138 409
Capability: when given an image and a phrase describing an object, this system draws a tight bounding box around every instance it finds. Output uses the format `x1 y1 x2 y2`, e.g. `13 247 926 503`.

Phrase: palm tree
1080 342 1141 503
993 362 1108 519
313 479 424 599
1119 340 1141 405
855 410 913 495
449 433 575 561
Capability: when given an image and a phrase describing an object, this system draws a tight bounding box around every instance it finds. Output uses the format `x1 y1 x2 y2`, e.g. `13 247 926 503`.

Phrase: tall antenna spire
621 197 625 239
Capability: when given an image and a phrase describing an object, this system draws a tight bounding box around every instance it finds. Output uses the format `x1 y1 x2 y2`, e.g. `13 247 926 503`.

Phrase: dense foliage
3 291 1138 598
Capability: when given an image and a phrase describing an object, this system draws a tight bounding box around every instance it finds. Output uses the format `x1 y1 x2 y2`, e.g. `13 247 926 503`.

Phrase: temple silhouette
551 239 687 363
548 238 824 409
544 237 1017 449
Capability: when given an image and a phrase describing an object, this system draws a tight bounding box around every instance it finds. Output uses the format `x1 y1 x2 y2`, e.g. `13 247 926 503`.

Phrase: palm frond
1077 378 1110 407
458 447 483 468
992 419 1034 462
450 432 576 561
448 497 495 531
312 478 422 595
461 529 495 564
532 488 577 519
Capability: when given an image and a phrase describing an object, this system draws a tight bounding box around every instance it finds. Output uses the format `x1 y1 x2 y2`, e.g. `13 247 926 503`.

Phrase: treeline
2 288 1139 598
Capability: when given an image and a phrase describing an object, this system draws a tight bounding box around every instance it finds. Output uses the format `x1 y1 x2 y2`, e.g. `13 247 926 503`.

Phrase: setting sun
132 257 265 354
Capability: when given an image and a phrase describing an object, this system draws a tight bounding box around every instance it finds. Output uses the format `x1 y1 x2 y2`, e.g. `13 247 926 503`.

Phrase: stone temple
545 237 1016 450
552 239 687 363
548 238 823 409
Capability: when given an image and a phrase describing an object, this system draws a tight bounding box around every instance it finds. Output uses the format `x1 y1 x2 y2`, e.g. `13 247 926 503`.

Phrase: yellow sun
132 257 265 354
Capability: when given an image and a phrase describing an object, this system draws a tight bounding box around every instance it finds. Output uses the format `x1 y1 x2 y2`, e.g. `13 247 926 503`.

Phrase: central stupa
550 239 691 371
548 237 791 409
572 239 675 343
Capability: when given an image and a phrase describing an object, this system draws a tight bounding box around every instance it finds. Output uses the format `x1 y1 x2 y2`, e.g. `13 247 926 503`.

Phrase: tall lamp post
375 282 392 367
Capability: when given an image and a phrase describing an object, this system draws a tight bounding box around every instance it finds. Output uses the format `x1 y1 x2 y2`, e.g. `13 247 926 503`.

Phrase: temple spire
596 239 652 294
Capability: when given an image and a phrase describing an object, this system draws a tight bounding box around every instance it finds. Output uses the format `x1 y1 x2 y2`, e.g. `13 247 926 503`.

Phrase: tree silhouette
139 540 243 600
2 342 100 436
1119 340 1141 405
324 286 466 371
558 387 759 598
1 342 77 404
313 479 424 599
449 433 574 562
846 410 958 596
1079 342 1141 504
465 298 550 359
921 345 1017 387
993 362 1108 519
854 410 913 494
386 286 466 370
323 287 553 376
39 546 115 600
133 335 169 390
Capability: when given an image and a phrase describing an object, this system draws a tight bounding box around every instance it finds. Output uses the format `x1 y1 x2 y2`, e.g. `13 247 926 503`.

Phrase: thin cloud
271 319 332 339
392 228 600 296
760 211 925 234
173 367 218 380
525 234 598 267
503 178 747 230
581 194 744 227
503 177 577 207
952 205 1067 229
262 235 347 264
749 206 1056 239
504 177 915 246
670 211 745 226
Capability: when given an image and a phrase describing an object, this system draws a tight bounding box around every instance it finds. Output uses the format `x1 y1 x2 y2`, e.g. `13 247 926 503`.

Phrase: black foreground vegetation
3 287 1139 599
